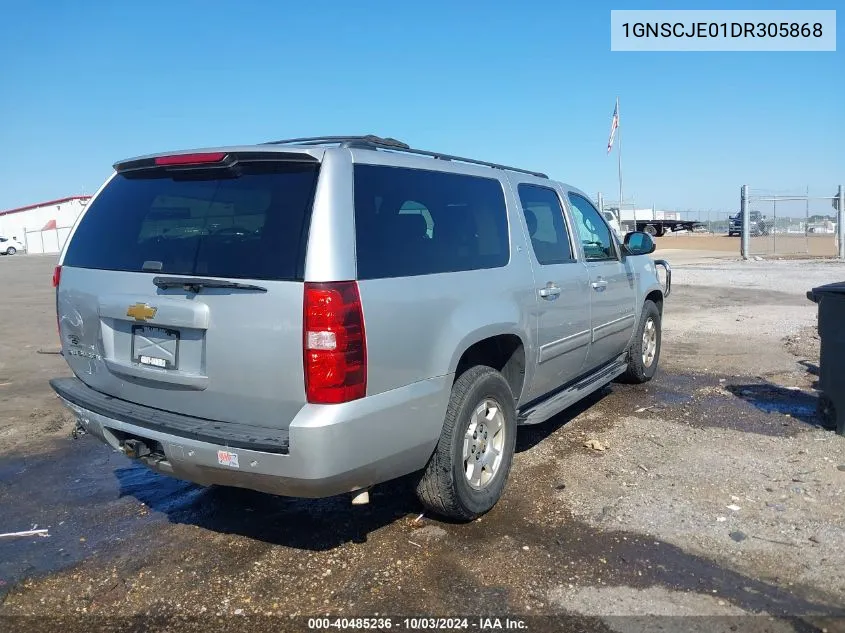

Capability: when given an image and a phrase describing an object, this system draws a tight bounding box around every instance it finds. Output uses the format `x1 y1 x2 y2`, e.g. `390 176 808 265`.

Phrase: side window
354 166 510 279
567 193 616 261
516 184 573 265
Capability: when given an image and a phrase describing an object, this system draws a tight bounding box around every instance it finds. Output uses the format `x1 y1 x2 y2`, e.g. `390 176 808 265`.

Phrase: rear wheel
415 366 517 521
620 300 661 384
644 224 657 237
6 247 16 255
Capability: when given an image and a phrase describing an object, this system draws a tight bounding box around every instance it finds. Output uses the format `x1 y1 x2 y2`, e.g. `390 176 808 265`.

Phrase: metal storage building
0 196 91 254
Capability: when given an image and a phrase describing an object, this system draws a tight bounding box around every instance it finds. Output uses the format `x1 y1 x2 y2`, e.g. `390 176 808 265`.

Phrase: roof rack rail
263 135 548 179
264 135 410 150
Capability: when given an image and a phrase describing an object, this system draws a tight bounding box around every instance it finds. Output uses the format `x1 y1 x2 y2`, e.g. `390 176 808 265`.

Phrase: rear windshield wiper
152 276 267 293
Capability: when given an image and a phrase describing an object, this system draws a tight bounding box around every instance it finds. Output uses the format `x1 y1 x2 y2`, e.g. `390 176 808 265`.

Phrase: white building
806 221 837 234
0 196 90 254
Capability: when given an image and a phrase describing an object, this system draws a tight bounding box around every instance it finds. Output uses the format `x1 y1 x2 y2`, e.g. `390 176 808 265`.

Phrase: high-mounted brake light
154 152 227 166
303 282 367 404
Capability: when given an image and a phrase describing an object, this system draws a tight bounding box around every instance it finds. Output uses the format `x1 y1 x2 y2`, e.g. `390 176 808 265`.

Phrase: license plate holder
131 325 180 370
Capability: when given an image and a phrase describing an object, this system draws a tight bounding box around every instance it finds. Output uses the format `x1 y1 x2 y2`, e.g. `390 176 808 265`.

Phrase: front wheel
644 224 658 237
620 300 662 384
5 247 15 255
415 366 517 521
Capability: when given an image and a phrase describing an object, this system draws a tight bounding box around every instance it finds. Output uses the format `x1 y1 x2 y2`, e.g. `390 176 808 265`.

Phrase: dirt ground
1 252 844 633
656 232 838 257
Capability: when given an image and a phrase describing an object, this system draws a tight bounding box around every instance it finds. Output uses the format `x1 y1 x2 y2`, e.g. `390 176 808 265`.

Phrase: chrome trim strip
538 329 591 363
592 313 636 341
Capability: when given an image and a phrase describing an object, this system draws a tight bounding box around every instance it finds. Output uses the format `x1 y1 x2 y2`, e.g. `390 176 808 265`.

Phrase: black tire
620 300 662 384
6 247 15 255
415 366 517 521
644 224 657 237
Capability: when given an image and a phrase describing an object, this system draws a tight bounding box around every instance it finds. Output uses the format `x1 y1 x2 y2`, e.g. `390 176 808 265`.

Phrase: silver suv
50 135 670 521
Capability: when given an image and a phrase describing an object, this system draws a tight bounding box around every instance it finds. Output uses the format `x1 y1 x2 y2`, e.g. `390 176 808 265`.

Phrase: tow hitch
122 438 152 459
71 419 87 439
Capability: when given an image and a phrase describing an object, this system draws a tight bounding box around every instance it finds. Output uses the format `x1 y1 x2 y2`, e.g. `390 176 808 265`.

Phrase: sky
0 0 842 215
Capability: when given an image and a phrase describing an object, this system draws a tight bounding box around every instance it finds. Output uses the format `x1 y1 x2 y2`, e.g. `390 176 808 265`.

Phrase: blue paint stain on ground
727 384 824 426
0 439 201 598
624 373 829 436
752 399 817 418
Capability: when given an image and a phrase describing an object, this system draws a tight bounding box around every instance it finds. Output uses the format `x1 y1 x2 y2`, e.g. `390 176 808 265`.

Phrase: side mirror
623 231 656 256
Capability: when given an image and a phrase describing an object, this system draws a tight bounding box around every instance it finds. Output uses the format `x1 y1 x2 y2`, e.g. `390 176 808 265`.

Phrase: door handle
538 283 561 299
591 278 608 291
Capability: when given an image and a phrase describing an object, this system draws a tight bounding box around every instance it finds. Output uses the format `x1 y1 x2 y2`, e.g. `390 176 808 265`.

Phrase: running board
517 357 628 425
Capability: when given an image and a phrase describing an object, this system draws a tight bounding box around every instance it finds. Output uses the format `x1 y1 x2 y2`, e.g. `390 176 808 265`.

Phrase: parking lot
1 252 844 630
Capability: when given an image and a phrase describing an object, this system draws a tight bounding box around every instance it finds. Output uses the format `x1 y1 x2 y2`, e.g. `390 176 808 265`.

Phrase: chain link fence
24 225 74 255
595 187 843 261
741 187 843 258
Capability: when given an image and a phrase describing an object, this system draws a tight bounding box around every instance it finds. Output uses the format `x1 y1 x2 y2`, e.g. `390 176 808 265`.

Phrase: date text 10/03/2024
622 22 823 39
307 617 528 630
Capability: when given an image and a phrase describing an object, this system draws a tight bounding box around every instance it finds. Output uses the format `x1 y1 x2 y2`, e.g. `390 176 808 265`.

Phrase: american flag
607 99 619 154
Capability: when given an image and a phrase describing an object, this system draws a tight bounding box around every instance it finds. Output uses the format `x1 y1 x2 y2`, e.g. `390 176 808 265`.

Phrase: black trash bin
807 282 845 436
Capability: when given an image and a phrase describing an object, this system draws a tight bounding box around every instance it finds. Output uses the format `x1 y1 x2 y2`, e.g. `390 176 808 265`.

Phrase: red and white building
0 196 91 254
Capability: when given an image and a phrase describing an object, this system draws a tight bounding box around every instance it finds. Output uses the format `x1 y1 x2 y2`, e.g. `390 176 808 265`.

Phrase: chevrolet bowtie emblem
126 303 157 322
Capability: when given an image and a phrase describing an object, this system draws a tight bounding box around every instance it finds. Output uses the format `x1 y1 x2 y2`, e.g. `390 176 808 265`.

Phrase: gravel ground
1 254 844 633
0 256 74 455
557 414 845 596
659 258 839 376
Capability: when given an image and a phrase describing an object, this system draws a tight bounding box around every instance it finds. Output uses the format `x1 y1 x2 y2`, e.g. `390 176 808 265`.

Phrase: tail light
303 281 367 404
52 265 62 338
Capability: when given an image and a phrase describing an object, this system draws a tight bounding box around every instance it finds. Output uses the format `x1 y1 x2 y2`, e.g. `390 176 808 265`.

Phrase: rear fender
443 300 533 404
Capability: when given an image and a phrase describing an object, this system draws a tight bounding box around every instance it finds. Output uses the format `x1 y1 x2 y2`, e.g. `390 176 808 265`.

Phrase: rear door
58 152 320 430
565 191 637 371
514 181 591 402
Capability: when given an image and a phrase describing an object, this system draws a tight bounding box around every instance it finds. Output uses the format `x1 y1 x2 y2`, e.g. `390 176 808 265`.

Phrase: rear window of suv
62 161 319 281
354 165 510 279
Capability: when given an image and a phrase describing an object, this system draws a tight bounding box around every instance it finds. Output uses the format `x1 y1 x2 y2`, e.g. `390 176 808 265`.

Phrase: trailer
611 207 702 237
626 219 702 237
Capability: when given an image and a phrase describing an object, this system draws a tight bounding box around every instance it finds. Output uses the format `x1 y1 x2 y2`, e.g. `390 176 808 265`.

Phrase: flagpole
617 97 623 213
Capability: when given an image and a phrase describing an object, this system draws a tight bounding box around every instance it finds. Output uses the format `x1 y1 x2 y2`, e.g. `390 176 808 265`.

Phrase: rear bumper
51 376 450 498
